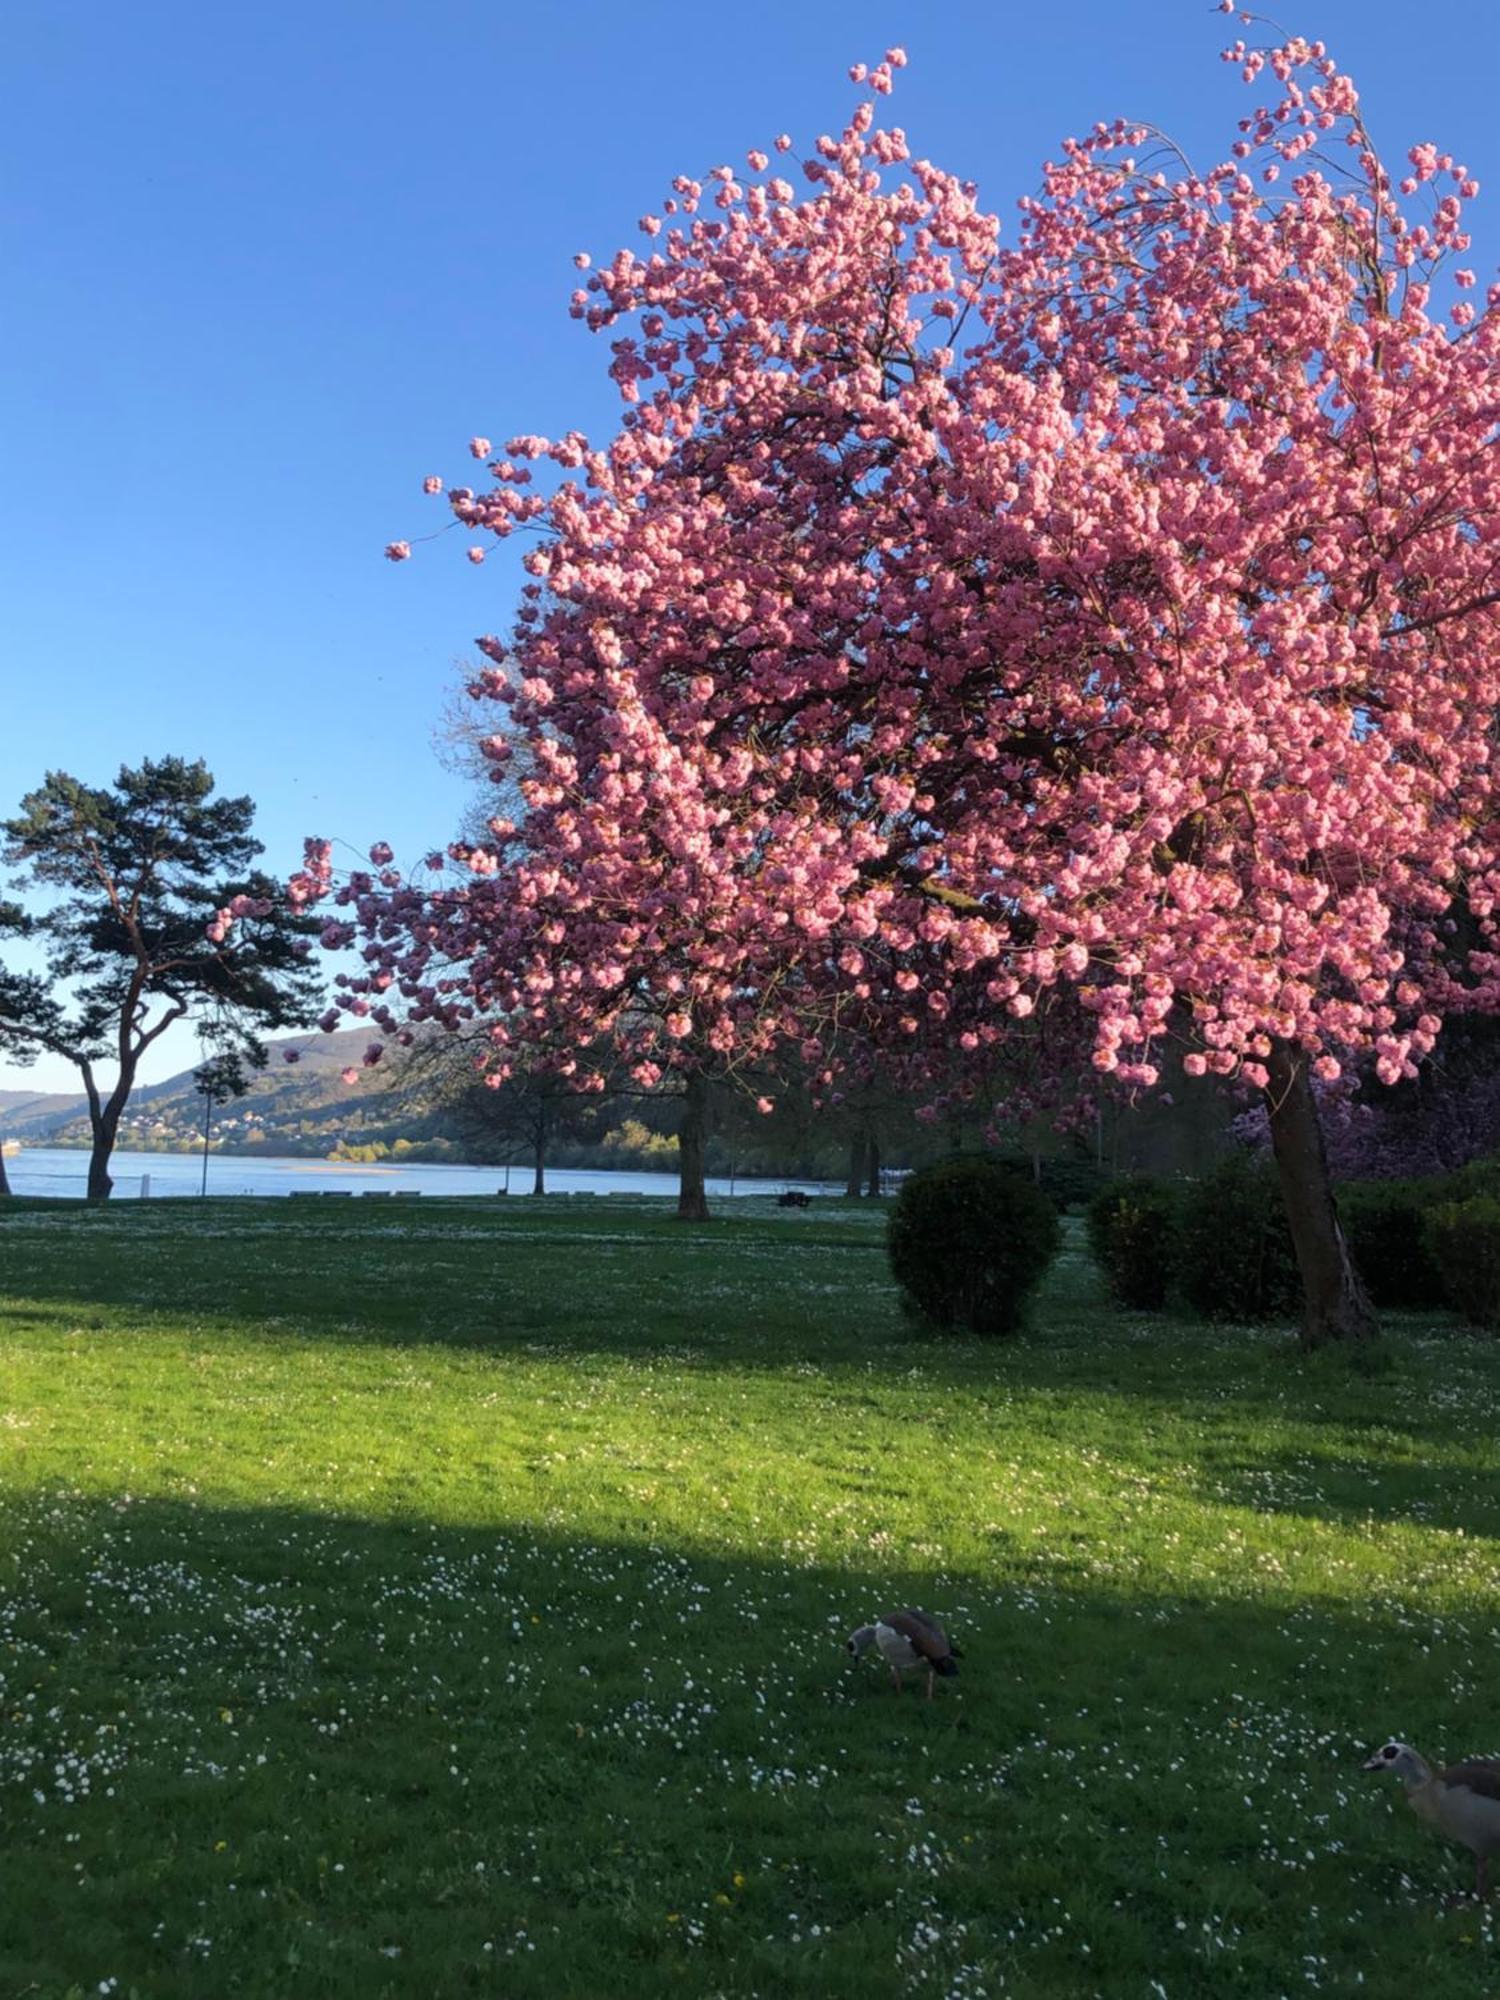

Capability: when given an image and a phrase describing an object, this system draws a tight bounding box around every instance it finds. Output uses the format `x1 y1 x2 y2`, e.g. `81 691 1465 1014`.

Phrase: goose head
1363 1741 1432 1785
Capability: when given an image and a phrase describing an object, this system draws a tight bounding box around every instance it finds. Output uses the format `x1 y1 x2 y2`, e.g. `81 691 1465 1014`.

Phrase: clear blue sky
3 0 1495 1094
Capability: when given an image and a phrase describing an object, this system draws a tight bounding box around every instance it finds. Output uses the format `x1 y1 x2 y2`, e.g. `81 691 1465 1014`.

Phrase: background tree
392 1028 608 1196
4 757 322 1200
192 1049 254 1197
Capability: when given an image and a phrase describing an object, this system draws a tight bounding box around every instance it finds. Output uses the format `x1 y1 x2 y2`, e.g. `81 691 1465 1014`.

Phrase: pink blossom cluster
205 891 274 945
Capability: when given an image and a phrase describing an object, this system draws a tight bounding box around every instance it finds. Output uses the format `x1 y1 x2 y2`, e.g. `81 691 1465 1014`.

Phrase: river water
4 1146 829 1203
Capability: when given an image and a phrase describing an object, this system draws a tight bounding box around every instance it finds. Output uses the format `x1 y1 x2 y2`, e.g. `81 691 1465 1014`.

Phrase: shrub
1087 1176 1180 1310
984 1151 1110 1214
1437 1155 1500 1204
985 1151 1062 1213
1337 1180 1447 1309
887 1155 1061 1336
1039 1155 1112 1214
1424 1196 1500 1328
1176 1155 1300 1321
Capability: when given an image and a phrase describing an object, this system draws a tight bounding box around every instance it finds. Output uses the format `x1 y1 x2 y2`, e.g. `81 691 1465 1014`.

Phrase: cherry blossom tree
316 23 1499 1341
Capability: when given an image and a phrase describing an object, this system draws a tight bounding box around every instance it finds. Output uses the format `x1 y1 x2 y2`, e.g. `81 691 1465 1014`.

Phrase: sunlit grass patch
1 1196 1498 1995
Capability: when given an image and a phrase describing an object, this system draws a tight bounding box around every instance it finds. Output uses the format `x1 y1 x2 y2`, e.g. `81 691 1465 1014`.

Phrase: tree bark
0 1148 11 1198
86 1120 118 1203
532 1099 548 1197
1265 1043 1377 1347
865 1138 882 1198
676 1070 712 1221
83 1061 132 1204
845 1133 868 1199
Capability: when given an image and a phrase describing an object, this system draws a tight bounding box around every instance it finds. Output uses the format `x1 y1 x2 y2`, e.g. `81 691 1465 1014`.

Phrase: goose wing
1440 1759 1500 1801
882 1609 950 1663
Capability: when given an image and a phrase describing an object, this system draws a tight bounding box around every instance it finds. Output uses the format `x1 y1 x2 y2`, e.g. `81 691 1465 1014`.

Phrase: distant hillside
0 1031 415 1158
0 1088 101 1138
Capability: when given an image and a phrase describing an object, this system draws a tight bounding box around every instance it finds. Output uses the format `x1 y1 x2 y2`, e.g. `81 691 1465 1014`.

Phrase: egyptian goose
846 1610 961 1698
1364 1740 1500 1897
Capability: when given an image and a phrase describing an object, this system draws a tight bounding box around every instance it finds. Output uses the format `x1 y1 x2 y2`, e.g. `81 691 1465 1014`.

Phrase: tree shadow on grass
1182 1438 1500 1538
0 1488 1494 1998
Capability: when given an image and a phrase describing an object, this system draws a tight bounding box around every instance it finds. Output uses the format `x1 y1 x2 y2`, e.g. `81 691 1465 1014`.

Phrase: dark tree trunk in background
865 1138 882 1198
1265 1043 1377 1347
845 1134 867 1199
532 1099 548 1197
0 1149 10 1198
676 1070 711 1221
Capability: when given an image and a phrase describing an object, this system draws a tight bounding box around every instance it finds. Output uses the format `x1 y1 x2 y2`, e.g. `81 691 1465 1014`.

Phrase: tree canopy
3 756 322 1198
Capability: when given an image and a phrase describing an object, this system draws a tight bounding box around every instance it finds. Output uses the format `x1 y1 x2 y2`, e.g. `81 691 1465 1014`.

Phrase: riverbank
4 1145 834 1202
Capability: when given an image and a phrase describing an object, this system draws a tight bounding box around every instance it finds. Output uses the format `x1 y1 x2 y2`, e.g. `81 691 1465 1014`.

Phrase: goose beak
1361 1754 1386 1770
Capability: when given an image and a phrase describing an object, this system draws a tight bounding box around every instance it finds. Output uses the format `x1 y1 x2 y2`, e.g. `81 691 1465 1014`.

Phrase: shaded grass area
1 1195 1499 1996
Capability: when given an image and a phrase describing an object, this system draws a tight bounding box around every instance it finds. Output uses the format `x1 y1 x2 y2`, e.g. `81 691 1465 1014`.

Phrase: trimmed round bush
1087 1176 1180 1310
1176 1155 1299 1321
1337 1180 1447 1309
887 1155 1061 1336
1424 1195 1500 1327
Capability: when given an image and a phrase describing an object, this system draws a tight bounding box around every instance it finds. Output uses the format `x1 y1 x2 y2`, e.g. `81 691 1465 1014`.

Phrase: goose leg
925 1667 935 1701
890 1663 902 1694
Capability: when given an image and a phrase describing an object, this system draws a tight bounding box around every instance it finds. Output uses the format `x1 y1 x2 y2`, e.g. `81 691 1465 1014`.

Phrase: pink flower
573 252 591 269
283 1050 301 1064
384 541 411 562
422 475 443 494
340 1067 359 1086
467 546 486 564
469 437 492 459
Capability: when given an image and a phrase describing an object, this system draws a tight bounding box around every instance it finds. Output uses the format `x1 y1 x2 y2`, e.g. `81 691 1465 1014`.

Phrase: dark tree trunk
79 1058 123 1204
0 1148 10 1198
1265 1043 1376 1347
86 1078 130 1203
676 1070 711 1221
532 1100 548 1197
86 1121 118 1203
865 1138 882 1198
845 1134 868 1199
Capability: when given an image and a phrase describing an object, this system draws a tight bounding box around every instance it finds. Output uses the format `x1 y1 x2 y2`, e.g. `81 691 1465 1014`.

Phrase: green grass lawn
1 1193 1499 1998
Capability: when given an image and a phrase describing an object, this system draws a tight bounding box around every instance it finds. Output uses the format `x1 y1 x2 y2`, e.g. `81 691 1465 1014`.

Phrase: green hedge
1335 1180 1448 1309
1176 1156 1300 1321
1424 1196 1500 1328
1087 1177 1180 1310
